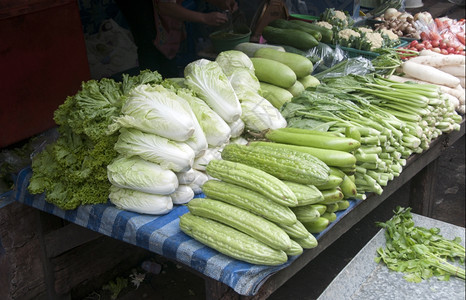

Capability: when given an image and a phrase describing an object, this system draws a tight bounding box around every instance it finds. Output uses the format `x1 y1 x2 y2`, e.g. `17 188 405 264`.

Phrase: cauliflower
363 32 384 50
336 29 361 48
378 28 401 47
338 29 361 39
334 10 348 22
320 8 354 30
354 27 384 51
315 21 333 30
358 27 373 34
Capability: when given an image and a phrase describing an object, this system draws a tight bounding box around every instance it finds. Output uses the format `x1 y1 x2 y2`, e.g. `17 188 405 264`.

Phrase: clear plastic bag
306 43 348 74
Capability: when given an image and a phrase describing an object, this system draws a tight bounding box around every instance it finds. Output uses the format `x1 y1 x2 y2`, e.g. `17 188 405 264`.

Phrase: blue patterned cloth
13 166 360 296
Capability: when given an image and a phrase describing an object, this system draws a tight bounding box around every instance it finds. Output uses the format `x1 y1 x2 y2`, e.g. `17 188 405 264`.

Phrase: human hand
203 11 229 26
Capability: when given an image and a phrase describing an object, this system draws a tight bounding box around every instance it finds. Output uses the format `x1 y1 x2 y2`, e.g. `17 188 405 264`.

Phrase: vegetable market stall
8 119 464 299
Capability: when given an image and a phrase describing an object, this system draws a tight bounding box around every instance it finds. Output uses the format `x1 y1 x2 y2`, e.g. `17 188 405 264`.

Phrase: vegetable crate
329 38 410 59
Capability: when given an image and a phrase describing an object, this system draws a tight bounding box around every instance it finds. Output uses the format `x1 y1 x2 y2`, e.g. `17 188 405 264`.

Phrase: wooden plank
409 158 438 216
44 223 102 258
51 235 150 297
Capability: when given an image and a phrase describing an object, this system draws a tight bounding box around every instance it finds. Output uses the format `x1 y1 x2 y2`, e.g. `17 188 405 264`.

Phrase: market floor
83 134 465 300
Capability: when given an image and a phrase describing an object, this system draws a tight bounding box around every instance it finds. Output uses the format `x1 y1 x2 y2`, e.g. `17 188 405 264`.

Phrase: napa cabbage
108 84 196 141
215 50 287 132
114 128 195 172
107 155 179 195
176 88 231 147
184 59 242 123
109 185 174 215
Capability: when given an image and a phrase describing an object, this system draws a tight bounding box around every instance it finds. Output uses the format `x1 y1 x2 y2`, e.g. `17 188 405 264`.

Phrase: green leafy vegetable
375 207 465 282
28 70 163 210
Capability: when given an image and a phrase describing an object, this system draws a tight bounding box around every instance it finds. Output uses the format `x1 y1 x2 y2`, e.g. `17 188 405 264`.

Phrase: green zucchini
284 239 304 256
315 175 343 190
283 181 324 206
254 47 313 78
251 57 296 89
280 44 307 56
221 143 329 186
336 200 350 211
249 141 356 168
268 18 322 41
293 233 318 249
234 42 285 57
291 205 321 222
265 128 361 152
262 26 319 50
259 81 294 109
187 198 291 251
298 75 320 89
206 159 297 207
201 180 297 225
319 188 345 204
340 175 357 198
321 212 337 223
329 167 347 178
289 20 334 43
287 80 305 96
278 220 309 239
325 202 339 213
310 204 328 215
179 213 288 266
302 217 330 234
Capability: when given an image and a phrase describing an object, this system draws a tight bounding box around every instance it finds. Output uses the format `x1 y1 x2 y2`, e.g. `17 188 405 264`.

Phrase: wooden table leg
409 157 439 217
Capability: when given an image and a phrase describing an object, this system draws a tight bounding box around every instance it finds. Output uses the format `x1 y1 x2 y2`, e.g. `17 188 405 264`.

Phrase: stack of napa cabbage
106 84 215 214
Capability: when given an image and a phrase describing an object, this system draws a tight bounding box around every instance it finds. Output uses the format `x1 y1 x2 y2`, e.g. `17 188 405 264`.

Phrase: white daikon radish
437 65 466 77
408 54 466 67
402 61 461 88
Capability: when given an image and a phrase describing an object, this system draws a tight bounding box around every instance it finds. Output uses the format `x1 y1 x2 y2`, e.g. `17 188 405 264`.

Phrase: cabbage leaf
184 59 242 123
109 185 173 215
215 51 287 132
107 155 179 195
114 128 195 172
109 84 196 142
176 88 231 147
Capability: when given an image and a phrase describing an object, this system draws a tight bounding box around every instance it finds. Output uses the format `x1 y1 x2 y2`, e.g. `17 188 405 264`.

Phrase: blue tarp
13 166 360 296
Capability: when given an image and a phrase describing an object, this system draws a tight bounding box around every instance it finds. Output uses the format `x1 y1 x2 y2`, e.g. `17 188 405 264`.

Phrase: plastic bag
314 56 375 80
306 43 348 74
84 19 139 79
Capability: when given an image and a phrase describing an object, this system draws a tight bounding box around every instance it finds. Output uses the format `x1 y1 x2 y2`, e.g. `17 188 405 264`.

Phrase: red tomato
447 47 456 54
431 39 440 47
439 41 447 49
432 47 441 53
456 45 464 52
410 40 419 47
441 49 449 55
461 51 466 56
416 43 425 50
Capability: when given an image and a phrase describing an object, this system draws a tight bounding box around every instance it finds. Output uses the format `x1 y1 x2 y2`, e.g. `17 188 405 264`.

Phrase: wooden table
202 120 465 300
